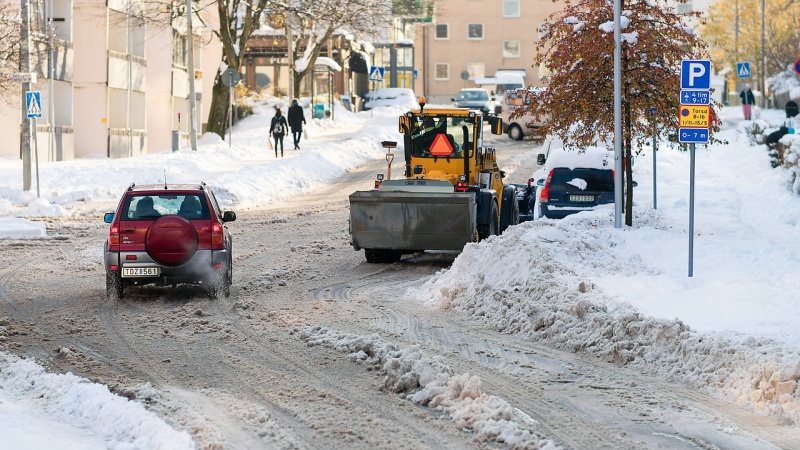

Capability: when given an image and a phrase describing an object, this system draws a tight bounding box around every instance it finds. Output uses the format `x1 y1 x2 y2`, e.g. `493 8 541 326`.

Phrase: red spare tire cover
145 216 199 266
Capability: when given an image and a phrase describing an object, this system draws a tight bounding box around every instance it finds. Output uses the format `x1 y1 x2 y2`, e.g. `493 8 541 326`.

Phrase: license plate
122 267 160 277
570 195 594 203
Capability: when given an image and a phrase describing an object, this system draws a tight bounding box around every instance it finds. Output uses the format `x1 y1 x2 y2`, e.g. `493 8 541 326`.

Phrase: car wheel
145 216 199 266
508 125 524 141
210 264 231 299
364 249 401 263
106 272 123 300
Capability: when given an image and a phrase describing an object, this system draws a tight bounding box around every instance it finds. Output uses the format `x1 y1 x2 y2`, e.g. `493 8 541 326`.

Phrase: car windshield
122 194 210 220
410 116 476 158
458 91 488 101
548 168 614 193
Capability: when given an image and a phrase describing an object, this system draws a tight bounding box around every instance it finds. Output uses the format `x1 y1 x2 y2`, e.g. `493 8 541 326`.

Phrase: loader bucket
349 191 477 251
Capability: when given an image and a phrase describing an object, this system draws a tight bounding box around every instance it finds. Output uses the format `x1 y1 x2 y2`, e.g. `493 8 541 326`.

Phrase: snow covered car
102 183 236 299
534 147 615 219
363 88 417 110
452 88 499 115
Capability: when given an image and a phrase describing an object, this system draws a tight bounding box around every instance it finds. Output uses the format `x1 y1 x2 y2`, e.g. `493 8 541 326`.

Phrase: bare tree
0 1 25 104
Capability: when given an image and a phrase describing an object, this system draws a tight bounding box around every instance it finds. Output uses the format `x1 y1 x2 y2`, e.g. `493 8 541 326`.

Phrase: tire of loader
477 202 499 241
500 185 520 233
364 249 402 263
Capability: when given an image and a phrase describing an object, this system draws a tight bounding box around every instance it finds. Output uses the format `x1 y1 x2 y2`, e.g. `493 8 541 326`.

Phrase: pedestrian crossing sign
368 66 385 82
26 91 42 118
736 62 751 79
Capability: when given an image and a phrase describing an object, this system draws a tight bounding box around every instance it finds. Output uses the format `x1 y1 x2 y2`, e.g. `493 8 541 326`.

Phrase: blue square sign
680 60 711 90
679 128 709 144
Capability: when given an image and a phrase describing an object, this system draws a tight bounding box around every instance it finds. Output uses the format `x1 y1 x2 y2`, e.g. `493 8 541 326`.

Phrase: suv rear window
121 194 210 220
548 168 614 193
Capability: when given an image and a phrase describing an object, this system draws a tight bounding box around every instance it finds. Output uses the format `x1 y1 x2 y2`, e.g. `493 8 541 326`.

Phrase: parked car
363 88 417 110
103 183 236 299
452 88 499 116
534 147 615 219
501 87 547 141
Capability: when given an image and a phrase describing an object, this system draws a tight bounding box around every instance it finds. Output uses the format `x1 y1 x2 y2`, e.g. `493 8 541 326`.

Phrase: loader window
411 116 474 158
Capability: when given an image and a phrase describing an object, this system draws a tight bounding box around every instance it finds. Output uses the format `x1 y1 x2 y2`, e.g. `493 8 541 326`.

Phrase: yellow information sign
679 105 710 127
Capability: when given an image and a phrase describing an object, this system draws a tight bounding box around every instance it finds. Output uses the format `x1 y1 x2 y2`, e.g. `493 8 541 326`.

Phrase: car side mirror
488 116 503 135
537 153 546 165
104 212 115 223
536 179 545 187
222 211 237 222
451 98 456 102
500 170 506 178
632 181 638 188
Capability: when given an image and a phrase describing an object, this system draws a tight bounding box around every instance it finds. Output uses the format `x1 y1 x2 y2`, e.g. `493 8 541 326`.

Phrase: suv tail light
109 225 120 246
211 222 223 246
539 169 554 203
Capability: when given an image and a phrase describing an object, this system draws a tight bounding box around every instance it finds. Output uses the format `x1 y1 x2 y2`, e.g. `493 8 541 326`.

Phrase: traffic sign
678 128 709 143
368 66 385 82
794 60 800 75
679 105 709 127
680 90 710 105
680 60 711 90
736 62 751 79
221 68 240 87
26 91 42 119
12 72 37 83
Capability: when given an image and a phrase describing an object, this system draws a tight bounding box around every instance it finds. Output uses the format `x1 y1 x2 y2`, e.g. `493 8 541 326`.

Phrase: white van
501 87 546 141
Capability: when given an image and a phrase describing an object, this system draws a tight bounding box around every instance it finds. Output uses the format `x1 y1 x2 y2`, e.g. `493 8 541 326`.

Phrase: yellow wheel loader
349 97 520 263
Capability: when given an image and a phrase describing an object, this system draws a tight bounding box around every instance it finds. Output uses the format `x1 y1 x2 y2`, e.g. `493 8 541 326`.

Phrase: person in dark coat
287 98 306 150
740 84 756 120
269 108 288 157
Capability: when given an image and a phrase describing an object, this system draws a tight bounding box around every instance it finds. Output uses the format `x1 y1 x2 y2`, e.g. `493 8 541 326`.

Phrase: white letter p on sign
689 63 706 87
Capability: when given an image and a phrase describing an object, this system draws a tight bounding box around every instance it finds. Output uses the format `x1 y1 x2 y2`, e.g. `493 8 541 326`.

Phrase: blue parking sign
680 60 711 90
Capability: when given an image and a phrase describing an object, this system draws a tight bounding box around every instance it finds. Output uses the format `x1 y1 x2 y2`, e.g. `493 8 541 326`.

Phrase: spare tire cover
145 216 199 267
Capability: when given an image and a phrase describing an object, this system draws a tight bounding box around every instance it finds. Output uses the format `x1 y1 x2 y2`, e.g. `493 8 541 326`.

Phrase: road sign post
26 91 42 198
679 60 711 277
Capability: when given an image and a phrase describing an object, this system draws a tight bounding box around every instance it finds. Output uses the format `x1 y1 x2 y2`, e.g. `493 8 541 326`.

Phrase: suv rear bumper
105 248 229 285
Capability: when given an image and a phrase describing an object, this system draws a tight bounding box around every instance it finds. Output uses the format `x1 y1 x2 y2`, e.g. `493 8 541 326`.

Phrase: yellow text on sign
679 105 709 127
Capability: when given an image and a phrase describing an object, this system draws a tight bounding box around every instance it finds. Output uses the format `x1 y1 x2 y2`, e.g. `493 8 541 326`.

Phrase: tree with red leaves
532 0 717 225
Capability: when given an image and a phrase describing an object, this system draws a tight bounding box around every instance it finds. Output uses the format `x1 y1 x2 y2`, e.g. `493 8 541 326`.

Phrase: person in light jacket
740 84 756 120
287 98 307 150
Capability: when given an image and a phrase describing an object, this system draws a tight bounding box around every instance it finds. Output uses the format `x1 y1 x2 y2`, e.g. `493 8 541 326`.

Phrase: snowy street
1 99 800 449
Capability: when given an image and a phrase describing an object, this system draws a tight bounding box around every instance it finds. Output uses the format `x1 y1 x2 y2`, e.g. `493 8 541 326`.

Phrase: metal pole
48 0 55 161
613 0 622 228
20 0 31 191
186 0 198 150
33 118 40 197
228 72 233 147
688 143 695 277
760 0 766 108
652 130 657 209
127 0 133 157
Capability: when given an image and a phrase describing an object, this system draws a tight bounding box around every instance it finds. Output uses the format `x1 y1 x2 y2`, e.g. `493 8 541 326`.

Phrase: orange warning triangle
429 133 454 157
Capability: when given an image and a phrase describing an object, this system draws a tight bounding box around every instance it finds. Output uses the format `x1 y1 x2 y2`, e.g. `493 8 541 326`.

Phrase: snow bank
299 326 559 450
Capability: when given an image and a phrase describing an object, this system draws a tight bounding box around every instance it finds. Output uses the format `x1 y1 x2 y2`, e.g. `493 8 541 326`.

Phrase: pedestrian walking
269 108 288 157
287 98 306 150
740 84 756 120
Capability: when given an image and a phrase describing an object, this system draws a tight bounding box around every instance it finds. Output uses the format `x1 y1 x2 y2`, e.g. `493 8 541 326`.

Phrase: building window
467 23 483 40
503 0 520 17
435 24 449 40
434 63 449 80
502 40 520 58
466 63 485 81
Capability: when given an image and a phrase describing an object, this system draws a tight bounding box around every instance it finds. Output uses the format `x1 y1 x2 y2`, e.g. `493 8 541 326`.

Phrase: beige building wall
0 0 218 161
416 0 562 104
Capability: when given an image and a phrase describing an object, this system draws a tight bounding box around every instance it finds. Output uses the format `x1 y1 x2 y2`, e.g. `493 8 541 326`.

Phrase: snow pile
299 326 559 450
0 218 46 238
413 210 800 425
0 352 196 450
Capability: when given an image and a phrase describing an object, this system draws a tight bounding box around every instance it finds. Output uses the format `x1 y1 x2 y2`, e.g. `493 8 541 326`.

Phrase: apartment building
413 0 562 103
0 0 221 161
